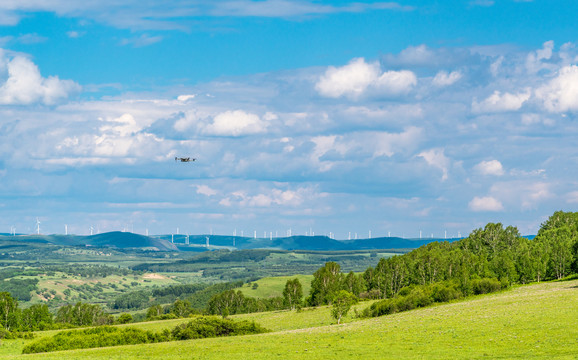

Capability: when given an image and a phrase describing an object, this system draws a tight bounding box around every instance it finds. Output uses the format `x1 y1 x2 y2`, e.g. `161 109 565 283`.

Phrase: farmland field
2 279 576 359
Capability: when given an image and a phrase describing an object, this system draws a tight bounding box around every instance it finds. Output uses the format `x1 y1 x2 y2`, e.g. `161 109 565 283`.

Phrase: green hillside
3 279 576 359
235 275 314 298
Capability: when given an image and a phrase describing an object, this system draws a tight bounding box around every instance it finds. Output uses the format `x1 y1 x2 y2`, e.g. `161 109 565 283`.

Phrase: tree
146 304 164 320
117 313 133 324
309 262 343 306
282 278 303 310
170 299 192 318
21 304 52 331
331 290 358 324
56 302 112 326
547 227 573 279
0 292 19 331
342 271 365 296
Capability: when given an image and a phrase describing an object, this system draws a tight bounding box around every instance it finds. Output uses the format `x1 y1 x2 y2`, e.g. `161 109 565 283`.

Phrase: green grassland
2 279 576 359
236 274 314 298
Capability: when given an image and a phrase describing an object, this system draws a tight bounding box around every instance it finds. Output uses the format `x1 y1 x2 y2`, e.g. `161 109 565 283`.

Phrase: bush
171 317 269 340
116 313 133 324
471 278 502 295
430 282 462 303
22 326 166 354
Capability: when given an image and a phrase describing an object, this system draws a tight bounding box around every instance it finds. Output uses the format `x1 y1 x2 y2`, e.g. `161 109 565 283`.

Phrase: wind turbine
65 224 68 236
36 218 41 235
90 226 94 236
205 236 210 248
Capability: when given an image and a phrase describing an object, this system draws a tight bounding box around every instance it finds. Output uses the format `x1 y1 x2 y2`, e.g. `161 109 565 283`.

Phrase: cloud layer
1 40 578 237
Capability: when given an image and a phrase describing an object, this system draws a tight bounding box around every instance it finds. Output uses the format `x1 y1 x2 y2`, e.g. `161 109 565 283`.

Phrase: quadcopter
175 157 196 163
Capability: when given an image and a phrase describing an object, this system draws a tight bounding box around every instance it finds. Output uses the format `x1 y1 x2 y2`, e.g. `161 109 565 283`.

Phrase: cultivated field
2 279 576 359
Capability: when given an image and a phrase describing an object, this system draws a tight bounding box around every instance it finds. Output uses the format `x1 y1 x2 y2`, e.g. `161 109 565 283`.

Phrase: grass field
236 274 314 298
2 279 576 359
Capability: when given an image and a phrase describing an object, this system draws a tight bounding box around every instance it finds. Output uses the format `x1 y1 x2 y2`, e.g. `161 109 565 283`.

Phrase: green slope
235 275 314 298
4 279 577 359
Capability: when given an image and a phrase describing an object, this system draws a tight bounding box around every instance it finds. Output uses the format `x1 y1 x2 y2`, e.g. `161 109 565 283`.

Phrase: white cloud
475 160 504 176
418 148 450 181
489 181 552 211
472 89 531 113
120 34 163 47
0 54 80 105
204 110 269 136
315 58 380 98
315 57 416 99
177 94 196 102
196 185 217 196
535 65 578 113
521 113 554 126
374 127 423 157
173 110 201 132
526 40 554 74
374 70 417 95
99 113 141 136
0 1 412 31
221 187 311 208
469 196 504 211
66 31 83 38
432 70 462 87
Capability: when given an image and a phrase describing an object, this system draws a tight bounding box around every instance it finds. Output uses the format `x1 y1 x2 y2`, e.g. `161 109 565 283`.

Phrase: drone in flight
175 157 196 163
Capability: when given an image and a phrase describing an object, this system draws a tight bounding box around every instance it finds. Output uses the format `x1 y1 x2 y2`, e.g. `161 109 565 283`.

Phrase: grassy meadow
2 279 576 359
235 274 314 298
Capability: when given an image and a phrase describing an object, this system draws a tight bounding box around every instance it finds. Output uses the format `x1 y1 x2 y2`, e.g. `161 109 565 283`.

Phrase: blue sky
1 0 577 238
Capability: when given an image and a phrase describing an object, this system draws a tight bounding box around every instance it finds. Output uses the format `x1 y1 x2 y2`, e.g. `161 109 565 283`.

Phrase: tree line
204 211 578 321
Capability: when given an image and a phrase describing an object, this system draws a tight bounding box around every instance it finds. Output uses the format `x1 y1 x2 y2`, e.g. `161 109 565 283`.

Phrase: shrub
117 313 133 324
171 317 269 340
22 326 166 354
471 278 501 295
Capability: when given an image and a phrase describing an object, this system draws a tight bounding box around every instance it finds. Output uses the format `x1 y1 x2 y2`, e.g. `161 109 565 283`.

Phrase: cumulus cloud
526 40 554 74
432 70 462 87
221 187 311 208
99 113 141 136
373 127 423 157
196 185 217 196
203 110 271 136
535 65 578 113
177 94 196 102
315 58 416 99
0 53 80 105
418 148 450 181
472 89 531 113
474 160 504 176
489 181 552 211
309 127 423 172
469 196 504 211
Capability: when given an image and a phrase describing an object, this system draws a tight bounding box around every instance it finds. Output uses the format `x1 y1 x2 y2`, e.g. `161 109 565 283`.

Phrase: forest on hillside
205 211 578 317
